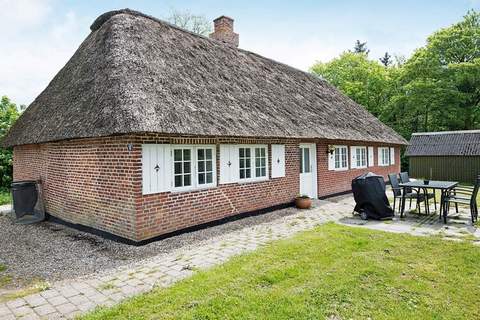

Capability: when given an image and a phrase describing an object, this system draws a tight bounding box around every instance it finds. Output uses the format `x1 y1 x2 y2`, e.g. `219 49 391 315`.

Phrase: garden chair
388 173 424 214
444 176 480 223
399 172 436 211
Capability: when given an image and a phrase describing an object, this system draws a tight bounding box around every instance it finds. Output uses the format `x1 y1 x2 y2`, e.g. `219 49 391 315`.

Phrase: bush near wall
0 96 20 190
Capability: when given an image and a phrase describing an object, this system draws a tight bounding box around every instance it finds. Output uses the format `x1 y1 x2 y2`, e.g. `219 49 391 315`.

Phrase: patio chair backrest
399 172 410 183
471 176 480 206
388 173 401 197
399 172 413 193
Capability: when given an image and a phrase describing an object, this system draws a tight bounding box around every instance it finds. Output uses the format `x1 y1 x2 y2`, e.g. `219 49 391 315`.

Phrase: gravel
0 206 299 289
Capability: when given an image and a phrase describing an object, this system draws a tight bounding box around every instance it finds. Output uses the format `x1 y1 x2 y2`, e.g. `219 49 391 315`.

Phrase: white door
299 144 317 198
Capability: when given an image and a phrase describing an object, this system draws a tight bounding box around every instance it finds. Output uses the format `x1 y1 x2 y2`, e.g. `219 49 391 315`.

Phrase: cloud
0 1 88 106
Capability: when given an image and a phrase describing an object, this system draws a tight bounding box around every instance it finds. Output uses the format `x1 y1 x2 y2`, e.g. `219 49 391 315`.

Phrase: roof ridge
89 9 331 87
412 130 480 136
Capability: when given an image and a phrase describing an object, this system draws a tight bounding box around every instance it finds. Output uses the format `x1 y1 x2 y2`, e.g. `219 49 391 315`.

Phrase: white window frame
237 145 269 183
172 145 217 192
333 146 348 171
378 147 390 166
353 146 367 169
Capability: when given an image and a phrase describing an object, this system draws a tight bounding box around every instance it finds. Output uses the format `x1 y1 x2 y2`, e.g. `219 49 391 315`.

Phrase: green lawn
82 224 480 320
0 190 10 205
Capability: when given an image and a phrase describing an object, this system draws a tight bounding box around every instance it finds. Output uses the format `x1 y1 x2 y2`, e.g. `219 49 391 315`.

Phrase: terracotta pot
295 197 312 209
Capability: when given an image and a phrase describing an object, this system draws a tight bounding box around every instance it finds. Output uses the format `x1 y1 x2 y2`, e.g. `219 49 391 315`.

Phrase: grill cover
352 172 394 219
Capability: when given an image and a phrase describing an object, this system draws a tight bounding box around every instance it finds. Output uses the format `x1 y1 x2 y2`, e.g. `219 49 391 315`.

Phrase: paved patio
0 193 478 319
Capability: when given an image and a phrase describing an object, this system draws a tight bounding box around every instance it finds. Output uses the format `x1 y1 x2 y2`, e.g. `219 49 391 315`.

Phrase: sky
1 0 479 106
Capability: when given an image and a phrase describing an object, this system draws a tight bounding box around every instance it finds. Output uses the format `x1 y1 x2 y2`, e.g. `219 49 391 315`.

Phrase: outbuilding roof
406 130 480 156
2 9 407 147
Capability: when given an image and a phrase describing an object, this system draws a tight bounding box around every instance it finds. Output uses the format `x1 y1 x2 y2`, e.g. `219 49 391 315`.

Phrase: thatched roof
2 9 406 147
406 130 480 156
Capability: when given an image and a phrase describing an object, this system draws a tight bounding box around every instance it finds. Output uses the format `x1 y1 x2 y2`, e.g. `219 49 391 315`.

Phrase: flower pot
295 197 312 209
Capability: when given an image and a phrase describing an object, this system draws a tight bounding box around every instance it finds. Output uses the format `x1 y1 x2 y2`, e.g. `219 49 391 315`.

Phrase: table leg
439 189 444 220
400 186 406 218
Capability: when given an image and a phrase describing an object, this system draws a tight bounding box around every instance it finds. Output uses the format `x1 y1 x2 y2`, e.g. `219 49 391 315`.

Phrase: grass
82 223 480 320
0 190 10 205
0 280 50 302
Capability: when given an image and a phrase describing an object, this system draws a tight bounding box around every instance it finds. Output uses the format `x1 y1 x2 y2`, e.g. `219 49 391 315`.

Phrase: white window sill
332 167 348 171
238 177 269 184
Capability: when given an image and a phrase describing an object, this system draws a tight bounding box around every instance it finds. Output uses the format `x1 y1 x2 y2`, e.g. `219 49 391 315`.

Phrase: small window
255 147 267 177
334 146 348 170
173 148 192 188
300 147 311 173
239 145 269 181
355 147 367 168
379 147 390 166
197 148 214 185
239 147 252 179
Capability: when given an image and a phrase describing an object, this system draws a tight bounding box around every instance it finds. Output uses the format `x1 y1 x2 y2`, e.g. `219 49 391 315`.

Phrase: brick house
2 9 406 244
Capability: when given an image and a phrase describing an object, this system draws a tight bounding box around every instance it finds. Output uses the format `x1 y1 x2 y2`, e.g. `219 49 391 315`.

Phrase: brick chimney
209 16 239 47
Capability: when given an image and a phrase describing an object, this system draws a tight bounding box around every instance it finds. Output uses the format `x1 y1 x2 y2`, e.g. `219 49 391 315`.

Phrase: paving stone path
0 199 352 319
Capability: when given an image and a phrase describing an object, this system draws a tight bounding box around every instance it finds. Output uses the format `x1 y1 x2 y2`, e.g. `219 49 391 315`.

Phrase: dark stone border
318 190 352 200
46 201 295 246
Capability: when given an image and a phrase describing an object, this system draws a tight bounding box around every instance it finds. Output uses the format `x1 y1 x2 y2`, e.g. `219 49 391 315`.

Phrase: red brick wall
13 134 402 241
13 137 138 239
316 141 401 198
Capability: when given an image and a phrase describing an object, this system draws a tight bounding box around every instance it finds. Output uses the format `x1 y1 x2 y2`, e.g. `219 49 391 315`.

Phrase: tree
379 52 392 67
353 40 370 55
166 10 212 36
389 10 480 135
0 96 20 189
310 52 392 117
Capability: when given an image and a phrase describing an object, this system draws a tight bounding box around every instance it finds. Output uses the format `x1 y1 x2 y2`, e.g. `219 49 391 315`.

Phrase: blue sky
1 0 478 106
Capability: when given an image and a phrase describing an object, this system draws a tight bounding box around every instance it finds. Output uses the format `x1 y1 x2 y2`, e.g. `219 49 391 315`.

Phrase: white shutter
220 145 239 184
350 146 357 169
368 146 374 167
142 144 171 194
328 151 335 170
390 147 395 165
271 144 285 178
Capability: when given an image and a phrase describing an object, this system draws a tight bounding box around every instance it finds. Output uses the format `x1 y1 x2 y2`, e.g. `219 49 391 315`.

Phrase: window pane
255 148 260 158
239 148 244 157
256 168 261 177
304 149 310 173
299 149 304 173
184 174 191 186
206 160 213 172
246 159 251 168
206 149 212 159
183 149 191 161
206 172 213 183
246 168 251 178
174 175 182 187
174 162 182 174
245 148 250 157
198 173 205 185
256 157 260 167
174 149 182 161
198 161 205 172
240 170 245 179
197 149 204 160
183 162 191 174
240 158 245 169
261 167 266 177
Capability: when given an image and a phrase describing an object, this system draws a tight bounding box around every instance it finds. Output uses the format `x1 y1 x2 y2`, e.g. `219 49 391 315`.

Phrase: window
239 147 252 179
174 148 192 188
300 147 311 173
355 147 367 168
255 147 267 177
173 145 216 190
379 147 390 166
334 146 348 170
238 145 268 181
197 148 214 185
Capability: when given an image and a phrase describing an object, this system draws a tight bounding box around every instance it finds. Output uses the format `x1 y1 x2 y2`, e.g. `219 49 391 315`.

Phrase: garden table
398 180 458 223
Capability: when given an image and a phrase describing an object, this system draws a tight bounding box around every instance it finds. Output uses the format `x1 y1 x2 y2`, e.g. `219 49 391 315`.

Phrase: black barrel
11 180 38 218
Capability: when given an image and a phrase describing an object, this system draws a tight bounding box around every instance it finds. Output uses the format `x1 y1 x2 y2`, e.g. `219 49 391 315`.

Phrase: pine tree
353 40 369 55
379 52 392 67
